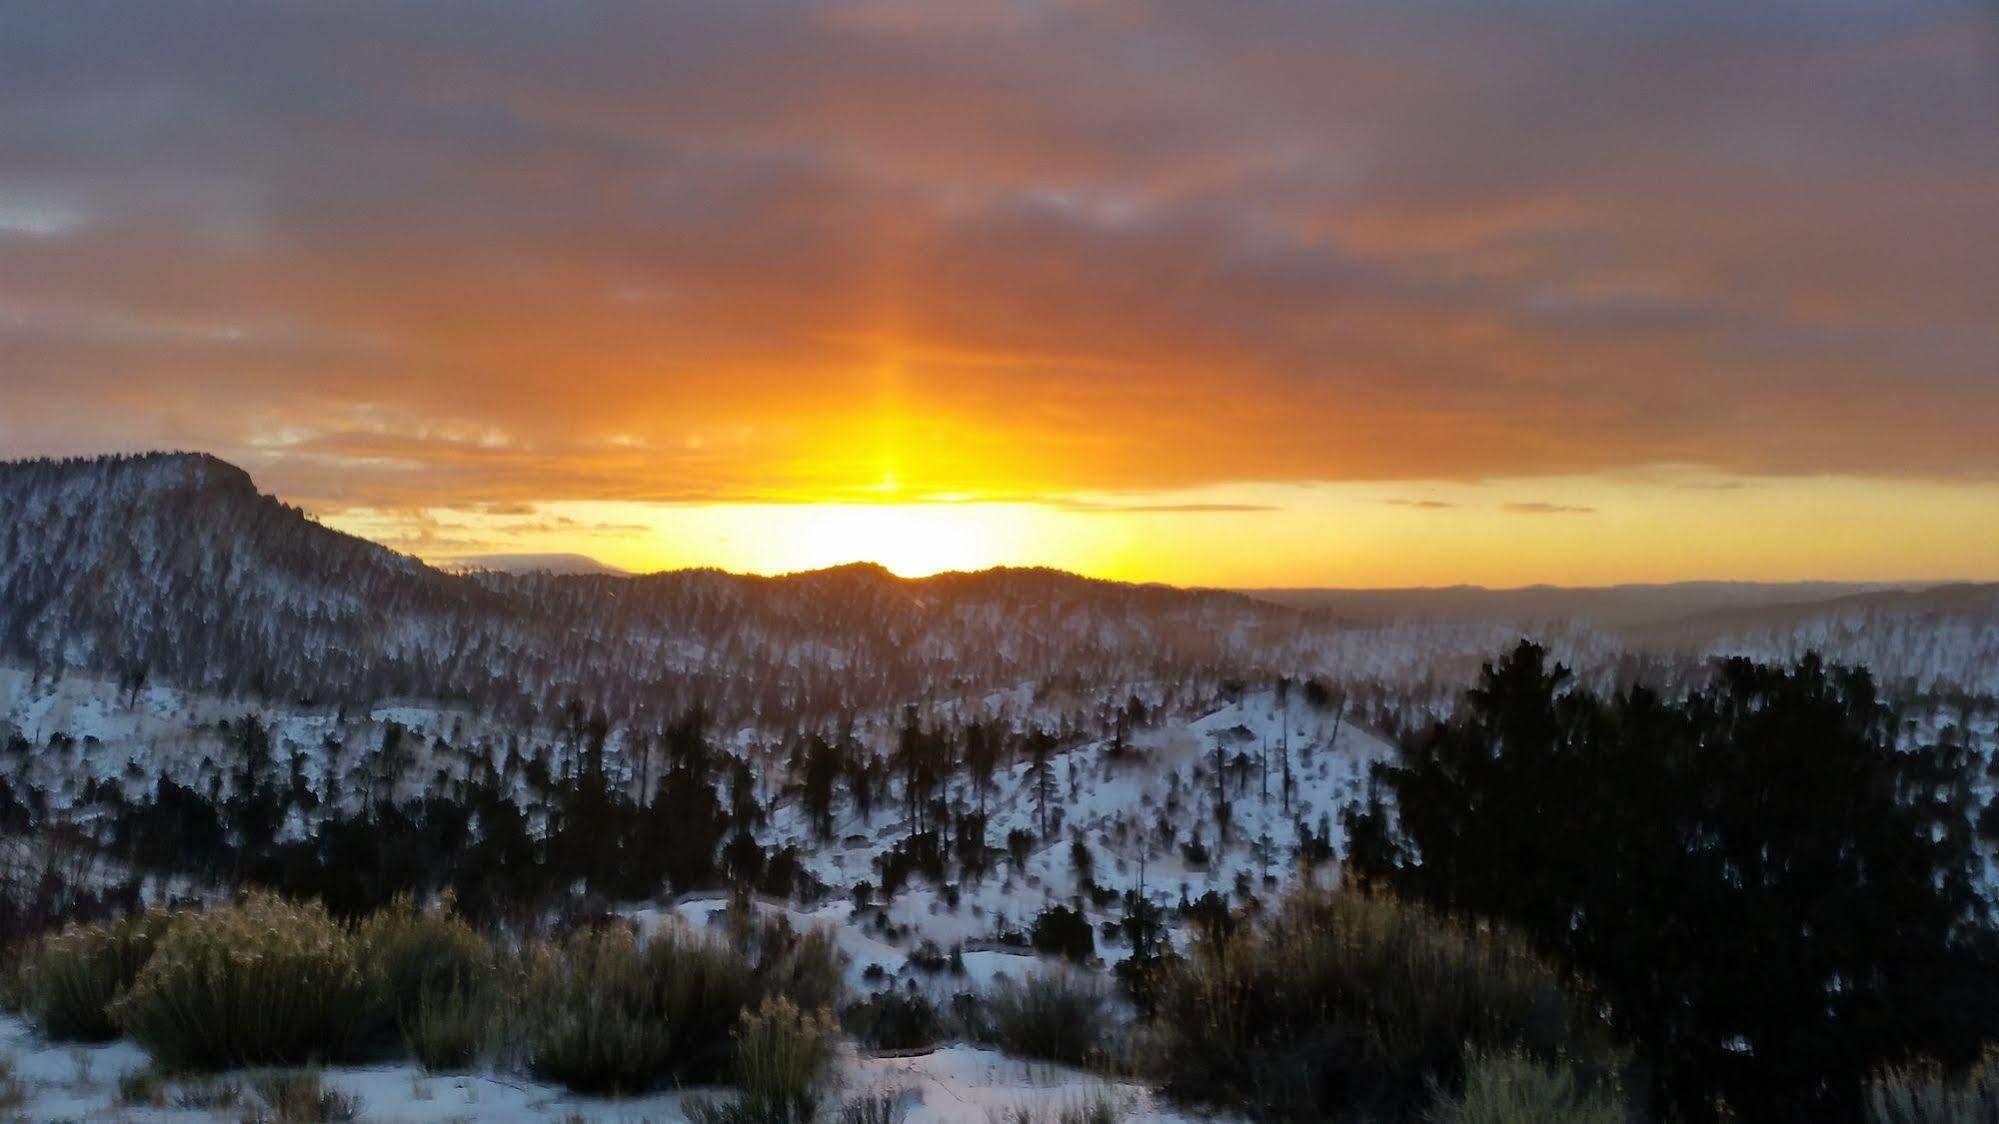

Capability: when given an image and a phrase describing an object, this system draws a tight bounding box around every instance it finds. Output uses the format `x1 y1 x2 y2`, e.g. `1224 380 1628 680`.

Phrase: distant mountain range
1245 581 1945 630
442 552 631 576
1 453 1994 727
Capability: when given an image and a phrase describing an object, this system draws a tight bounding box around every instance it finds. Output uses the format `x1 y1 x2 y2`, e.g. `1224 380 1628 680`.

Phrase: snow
0 1015 1201 1123
846 1044 1201 1123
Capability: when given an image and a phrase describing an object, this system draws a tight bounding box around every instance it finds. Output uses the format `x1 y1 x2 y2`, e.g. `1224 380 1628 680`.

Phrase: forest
0 646 1995 1120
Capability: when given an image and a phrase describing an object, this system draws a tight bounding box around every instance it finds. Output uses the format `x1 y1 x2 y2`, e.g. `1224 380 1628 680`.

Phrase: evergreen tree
1357 643 1999 1121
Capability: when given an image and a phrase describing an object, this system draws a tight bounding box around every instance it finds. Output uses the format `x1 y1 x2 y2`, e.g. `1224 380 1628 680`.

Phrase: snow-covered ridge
3 453 1996 746
0 454 1322 734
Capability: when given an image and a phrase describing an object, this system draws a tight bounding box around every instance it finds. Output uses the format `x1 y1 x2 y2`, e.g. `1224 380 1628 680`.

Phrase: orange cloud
0 0 1995 535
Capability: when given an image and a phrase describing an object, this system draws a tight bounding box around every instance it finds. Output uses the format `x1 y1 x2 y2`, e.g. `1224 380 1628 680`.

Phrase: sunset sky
3 2 1997 586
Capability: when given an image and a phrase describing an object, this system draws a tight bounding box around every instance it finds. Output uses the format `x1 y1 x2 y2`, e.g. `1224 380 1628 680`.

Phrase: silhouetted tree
1356 642 1999 1121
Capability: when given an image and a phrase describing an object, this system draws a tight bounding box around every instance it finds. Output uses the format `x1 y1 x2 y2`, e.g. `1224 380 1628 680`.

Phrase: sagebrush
701 996 839 1124
1865 1046 1999 1124
1427 1049 1627 1124
524 925 758 1093
982 969 1111 1069
110 894 374 1070
1155 884 1622 1121
23 911 168 1041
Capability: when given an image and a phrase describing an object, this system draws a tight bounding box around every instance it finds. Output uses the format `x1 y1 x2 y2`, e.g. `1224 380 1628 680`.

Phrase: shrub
984 970 1110 1069
1031 906 1094 965
1865 1046 1999 1124
23 911 168 1041
170 1075 241 1110
650 927 764 1079
116 1067 166 1107
0 950 26 1014
406 982 489 1072
522 929 673 1094
356 896 494 1031
111 894 374 1070
836 1090 911 1124
728 907 844 1015
1155 885 1621 1122
524 925 757 1093
248 1069 360 1122
773 926 843 1014
1427 1050 1627 1124
731 996 839 1124
0 1054 23 1111
1180 891 1234 944
905 940 948 974
354 897 495 1066
986 1095 1124 1124
843 989 939 1051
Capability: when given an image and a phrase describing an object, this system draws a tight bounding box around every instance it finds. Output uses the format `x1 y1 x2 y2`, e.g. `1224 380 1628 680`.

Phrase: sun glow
764 503 1027 577
540 498 1085 578
318 473 1999 587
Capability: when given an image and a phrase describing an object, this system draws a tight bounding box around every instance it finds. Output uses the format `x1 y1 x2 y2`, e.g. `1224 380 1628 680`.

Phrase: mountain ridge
0 453 1312 727
4 453 1996 726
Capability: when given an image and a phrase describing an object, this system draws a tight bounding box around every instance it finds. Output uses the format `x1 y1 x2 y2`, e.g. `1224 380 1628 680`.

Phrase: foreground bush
355 897 496 1065
23 911 168 1041
1156 885 1621 1121
983 969 1111 1069
111 894 373 1070
405 982 490 1072
1865 1046 1999 1124
1427 1050 1627 1124
521 929 674 1093
697 996 839 1124
357 897 494 1028
524 925 757 1093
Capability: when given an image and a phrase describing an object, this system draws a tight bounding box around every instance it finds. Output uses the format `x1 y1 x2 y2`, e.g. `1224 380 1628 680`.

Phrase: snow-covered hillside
5 454 1997 754
3 454 1998 1121
0 455 1326 738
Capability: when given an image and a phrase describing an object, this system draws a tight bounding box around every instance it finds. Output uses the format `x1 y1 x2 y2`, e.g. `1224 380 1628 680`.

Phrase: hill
0 453 1312 729
3 453 1997 734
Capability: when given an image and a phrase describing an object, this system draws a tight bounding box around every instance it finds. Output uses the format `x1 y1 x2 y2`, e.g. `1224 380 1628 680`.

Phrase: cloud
1502 502 1597 515
472 501 538 516
1047 499 1282 514
1 1 1996 515
1384 498 1461 510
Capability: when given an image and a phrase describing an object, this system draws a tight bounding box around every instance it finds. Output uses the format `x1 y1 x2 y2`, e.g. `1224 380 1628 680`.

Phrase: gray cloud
1 1 1996 510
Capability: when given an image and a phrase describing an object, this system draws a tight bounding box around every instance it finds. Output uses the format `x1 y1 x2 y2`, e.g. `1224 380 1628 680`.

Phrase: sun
789 503 1017 577
451 497 1067 578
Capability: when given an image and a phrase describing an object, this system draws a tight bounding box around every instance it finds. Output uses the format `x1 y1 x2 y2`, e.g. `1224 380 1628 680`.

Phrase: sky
2 1 1997 586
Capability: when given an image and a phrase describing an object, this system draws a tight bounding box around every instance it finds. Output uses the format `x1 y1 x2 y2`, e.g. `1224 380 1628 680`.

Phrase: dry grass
247 1069 360 1122
1866 1046 1999 1124
1427 1049 1627 1124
